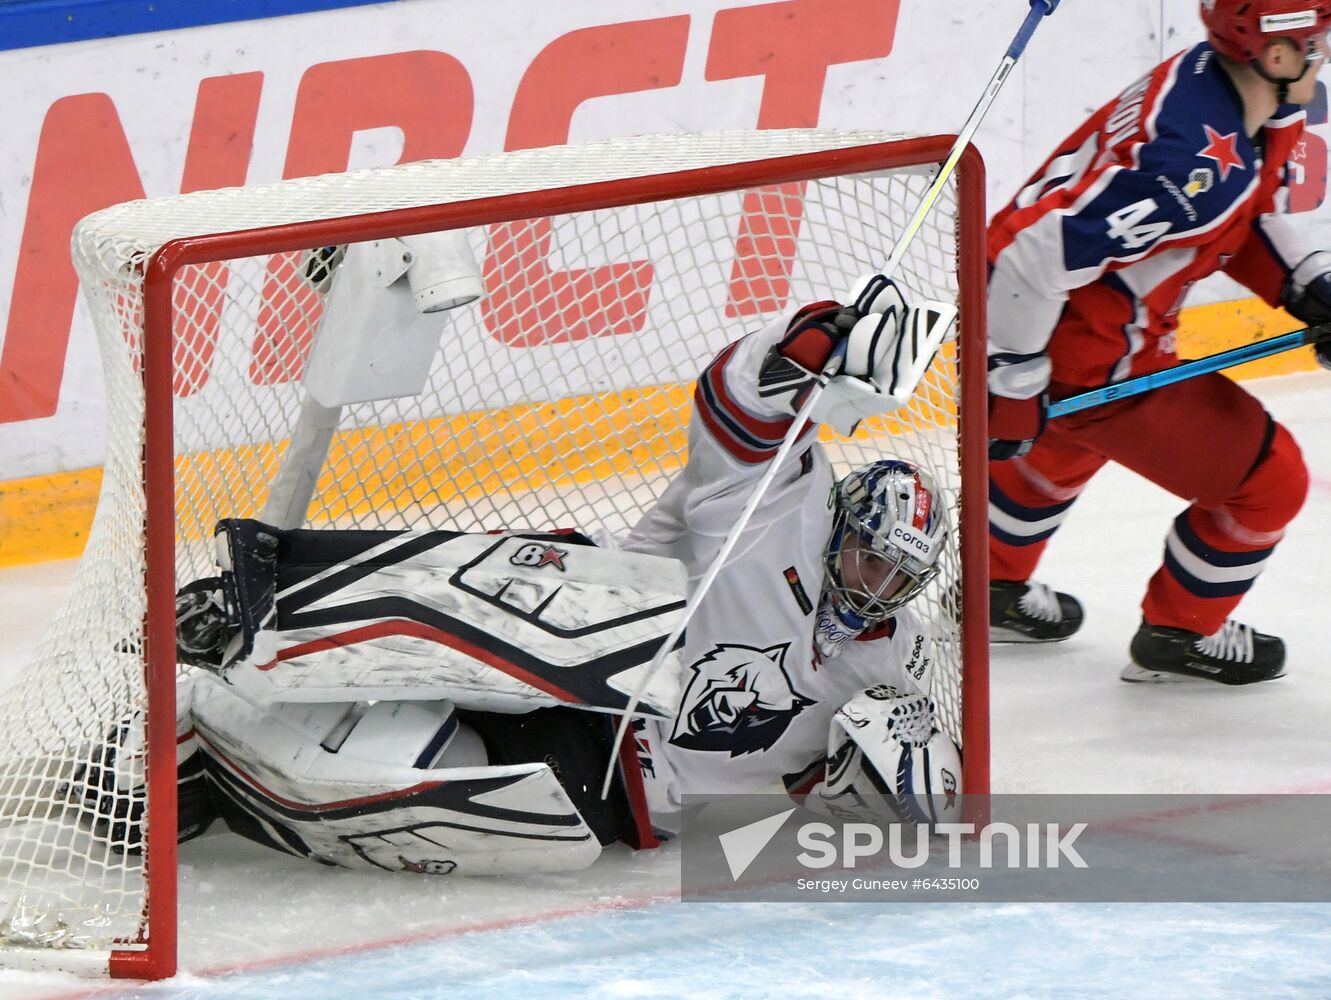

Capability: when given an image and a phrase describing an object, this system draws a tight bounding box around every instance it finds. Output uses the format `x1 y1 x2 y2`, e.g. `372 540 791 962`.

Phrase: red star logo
1294 139 1309 162
537 545 567 571
1199 125 1244 182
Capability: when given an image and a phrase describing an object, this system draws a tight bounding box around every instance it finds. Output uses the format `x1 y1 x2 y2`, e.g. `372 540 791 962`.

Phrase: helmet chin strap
1251 54 1318 104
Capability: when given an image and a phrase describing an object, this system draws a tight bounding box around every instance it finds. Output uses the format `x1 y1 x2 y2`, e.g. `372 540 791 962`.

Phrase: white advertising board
0 0 1326 478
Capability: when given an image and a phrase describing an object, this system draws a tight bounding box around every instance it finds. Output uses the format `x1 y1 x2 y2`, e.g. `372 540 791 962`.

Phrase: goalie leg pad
808 686 962 826
205 519 686 720
190 677 603 875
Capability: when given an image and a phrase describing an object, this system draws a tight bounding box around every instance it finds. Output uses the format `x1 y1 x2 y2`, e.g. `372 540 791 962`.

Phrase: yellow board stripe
0 468 104 566
1174 296 1319 379
0 298 1318 568
171 384 696 543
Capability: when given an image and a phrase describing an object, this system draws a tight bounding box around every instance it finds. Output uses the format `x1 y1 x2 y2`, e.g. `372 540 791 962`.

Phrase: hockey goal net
0 129 987 978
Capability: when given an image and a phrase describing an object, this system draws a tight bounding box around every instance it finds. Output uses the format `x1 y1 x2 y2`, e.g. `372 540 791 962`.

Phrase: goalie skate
1121 619 1286 685
989 579 1084 643
174 577 228 670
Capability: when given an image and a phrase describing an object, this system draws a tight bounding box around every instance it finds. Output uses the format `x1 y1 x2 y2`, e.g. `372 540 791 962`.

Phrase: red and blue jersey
988 42 1313 389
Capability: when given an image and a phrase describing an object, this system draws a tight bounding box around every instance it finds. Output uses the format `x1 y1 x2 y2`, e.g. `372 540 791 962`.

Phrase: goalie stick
1046 323 1331 418
601 0 1065 798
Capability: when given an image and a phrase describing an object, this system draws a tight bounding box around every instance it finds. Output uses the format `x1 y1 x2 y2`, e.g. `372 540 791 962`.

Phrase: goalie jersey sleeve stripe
695 338 813 464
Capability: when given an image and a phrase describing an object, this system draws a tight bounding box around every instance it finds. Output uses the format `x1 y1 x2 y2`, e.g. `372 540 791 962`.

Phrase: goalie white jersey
162 306 947 865
623 312 936 820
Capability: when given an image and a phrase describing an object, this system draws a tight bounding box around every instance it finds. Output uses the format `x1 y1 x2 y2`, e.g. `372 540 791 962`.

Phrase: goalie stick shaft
600 383 826 798
873 0 1061 291
600 0 1063 799
1046 325 1328 419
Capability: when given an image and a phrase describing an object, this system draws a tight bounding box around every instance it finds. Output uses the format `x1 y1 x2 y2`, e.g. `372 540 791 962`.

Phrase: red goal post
0 129 988 979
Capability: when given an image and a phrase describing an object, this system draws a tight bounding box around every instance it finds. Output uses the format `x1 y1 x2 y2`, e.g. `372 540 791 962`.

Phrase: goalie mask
823 460 948 628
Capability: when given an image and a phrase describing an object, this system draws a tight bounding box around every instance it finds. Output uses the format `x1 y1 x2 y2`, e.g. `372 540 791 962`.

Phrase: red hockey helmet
1202 0 1331 62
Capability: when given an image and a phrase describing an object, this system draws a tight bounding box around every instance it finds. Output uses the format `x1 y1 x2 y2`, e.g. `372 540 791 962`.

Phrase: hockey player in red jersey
986 0 1331 684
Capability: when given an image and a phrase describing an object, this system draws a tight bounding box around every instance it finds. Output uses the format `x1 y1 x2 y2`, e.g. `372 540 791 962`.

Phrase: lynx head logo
670 642 814 756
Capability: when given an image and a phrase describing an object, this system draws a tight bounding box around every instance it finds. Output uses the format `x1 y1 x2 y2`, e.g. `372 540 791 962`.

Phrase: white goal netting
0 129 982 975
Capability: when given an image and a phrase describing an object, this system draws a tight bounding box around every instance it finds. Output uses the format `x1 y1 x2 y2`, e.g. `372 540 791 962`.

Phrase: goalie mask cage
0 130 987 979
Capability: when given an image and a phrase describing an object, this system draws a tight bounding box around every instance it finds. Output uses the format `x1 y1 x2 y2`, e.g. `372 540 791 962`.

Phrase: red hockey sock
1142 424 1308 634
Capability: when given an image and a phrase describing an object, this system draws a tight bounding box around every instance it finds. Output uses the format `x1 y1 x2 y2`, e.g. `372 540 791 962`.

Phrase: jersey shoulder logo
1199 125 1245 182
670 642 814 756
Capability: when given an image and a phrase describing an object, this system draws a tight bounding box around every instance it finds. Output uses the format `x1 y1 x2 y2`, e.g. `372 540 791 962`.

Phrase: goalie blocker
123 519 962 875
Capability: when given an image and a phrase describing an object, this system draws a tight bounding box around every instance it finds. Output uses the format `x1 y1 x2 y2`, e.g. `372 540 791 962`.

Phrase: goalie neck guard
823 460 948 627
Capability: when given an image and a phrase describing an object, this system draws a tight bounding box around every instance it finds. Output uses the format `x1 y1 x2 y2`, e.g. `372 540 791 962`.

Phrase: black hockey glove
1280 251 1331 372
175 577 228 669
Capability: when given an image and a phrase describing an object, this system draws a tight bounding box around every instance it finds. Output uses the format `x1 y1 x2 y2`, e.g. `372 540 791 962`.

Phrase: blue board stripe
0 0 396 53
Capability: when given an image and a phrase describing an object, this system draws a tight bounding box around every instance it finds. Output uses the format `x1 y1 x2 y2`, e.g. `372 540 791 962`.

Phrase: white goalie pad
191 676 602 876
807 685 963 825
217 522 687 720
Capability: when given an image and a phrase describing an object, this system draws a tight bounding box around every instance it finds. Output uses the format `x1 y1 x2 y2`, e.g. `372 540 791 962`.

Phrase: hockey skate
1122 619 1285 685
989 579 1084 643
174 577 228 669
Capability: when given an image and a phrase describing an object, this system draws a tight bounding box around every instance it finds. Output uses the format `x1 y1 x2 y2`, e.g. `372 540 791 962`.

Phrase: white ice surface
2 372 1329 999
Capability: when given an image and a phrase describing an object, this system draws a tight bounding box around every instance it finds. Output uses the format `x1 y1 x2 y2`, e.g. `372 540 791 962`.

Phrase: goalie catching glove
806 685 962 826
758 276 959 435
1281 251 1331 372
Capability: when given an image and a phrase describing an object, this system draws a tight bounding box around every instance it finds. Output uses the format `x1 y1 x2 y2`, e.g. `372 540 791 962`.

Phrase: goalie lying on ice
101 287 962 875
